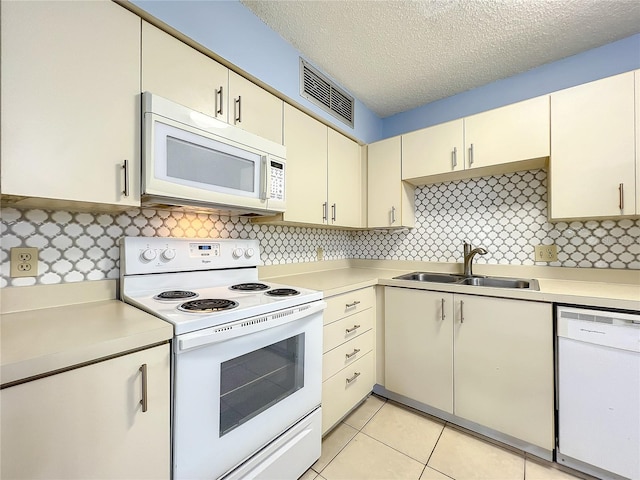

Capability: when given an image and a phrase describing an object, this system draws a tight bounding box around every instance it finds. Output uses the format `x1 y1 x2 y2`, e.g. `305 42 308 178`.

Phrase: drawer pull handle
139 364 148 413
346 300 361 308
346 372 361 384
345 324 361 334
345 348 361 359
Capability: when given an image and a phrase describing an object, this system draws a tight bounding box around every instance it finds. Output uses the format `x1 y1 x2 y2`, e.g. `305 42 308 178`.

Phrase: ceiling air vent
300 58 354 128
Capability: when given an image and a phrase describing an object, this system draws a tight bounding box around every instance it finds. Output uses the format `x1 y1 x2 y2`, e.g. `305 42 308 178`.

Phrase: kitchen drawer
322 329 374 382
324 287 375 325
323 309 374 354
321 351 375 434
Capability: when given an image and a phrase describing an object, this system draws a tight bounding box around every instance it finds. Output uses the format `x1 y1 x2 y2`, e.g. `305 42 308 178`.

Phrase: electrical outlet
534 244 558 262
317 247 324 261
10 247 39 277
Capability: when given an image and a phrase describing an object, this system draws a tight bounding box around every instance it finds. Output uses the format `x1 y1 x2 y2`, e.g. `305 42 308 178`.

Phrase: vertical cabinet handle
215 86 223 116
441 298 446 321
234 96 242 123
451 147 457 169
460 300 464 324
322 202 328 222
391 206 397 224
331 203 337 222
619 183 624 210
122 159 130 197
468 144 474 166
139 364 148 413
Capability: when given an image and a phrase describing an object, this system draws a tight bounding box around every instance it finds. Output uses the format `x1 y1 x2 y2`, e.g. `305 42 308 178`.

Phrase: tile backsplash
1 170 638 288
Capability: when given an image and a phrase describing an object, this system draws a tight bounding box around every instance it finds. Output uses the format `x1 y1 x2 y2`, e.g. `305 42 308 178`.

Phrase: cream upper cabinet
1 344 170 479
464 95 550 169
142 21 228 121
1 0 140 208
454 295 554 450
276 105 362 227
228 71 283 144
385 288 454 414
281 104 328 224
549 71 637 220
328 129 362 227
636 71 640 214
368 136 415 228
402 119 464 179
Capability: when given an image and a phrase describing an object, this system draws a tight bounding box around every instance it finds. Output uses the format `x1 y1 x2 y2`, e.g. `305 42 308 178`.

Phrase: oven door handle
177 300 327 352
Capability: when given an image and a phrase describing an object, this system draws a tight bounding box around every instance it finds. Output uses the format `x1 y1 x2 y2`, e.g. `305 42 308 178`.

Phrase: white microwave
141 92 286 216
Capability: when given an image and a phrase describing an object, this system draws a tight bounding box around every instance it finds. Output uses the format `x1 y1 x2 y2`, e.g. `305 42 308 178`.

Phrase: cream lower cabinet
367 136 415 228
384 287 554 450
1 0 140 208
276 104 362 227
0 344 170 479
549 70 637 220
322 287 376 434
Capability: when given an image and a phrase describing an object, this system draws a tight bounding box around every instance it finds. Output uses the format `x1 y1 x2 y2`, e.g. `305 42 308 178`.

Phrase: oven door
172 303 323 480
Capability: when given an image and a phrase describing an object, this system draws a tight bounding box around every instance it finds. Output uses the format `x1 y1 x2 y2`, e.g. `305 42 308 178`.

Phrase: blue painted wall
383 33 640 138
133 0 639 144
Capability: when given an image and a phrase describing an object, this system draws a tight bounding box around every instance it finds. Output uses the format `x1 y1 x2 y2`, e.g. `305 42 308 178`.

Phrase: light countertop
262 263 640 311
1 297 172 387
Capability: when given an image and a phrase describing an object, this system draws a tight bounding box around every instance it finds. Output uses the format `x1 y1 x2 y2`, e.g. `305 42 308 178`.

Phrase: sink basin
458 276 539 290
393 272 464 283
392 272 539 290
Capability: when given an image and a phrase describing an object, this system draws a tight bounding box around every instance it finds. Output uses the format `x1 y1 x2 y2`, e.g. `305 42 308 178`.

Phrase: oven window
219 334 305 436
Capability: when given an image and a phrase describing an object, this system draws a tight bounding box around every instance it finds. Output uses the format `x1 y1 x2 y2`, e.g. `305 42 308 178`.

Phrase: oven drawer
321 351 375 434
322 329 374 382
323 309 374 354
324 287 375 326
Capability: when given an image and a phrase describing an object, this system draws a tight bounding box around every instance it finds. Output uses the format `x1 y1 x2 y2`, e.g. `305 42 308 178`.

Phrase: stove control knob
141 248 157 262
233 247 244 259
245 248 255 258
161 249 176 261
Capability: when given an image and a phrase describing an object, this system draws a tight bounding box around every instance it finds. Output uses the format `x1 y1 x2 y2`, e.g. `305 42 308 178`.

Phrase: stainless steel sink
393 272 465 283
392 272 539 290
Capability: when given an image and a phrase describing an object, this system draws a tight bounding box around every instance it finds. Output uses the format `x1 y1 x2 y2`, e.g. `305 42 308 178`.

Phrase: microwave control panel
270 160 285 201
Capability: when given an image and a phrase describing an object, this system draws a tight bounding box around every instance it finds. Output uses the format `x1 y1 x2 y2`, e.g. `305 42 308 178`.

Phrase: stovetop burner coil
154 290 198 301
229 282 270 292
179 299 239 313
264 288 300 297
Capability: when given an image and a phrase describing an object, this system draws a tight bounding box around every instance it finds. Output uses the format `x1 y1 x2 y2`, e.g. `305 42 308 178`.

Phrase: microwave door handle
260 156 268 201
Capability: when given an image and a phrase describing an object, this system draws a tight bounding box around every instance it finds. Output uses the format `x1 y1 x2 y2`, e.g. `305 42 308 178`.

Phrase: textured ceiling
241 0 640 118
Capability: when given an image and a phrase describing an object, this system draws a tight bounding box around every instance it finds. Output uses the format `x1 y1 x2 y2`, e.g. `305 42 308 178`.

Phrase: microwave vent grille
300 58 354 128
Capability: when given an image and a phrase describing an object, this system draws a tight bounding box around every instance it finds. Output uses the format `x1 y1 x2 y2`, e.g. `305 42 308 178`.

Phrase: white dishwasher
557 306 640 480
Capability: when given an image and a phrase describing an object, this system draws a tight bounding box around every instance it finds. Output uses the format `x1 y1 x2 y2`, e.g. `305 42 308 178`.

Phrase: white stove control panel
120 237 261 275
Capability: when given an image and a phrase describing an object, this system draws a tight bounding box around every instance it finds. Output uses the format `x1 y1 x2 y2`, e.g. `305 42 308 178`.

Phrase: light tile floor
300 395 591 480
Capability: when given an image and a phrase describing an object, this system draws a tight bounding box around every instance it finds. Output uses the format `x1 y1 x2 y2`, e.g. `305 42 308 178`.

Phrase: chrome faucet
463 241 488 277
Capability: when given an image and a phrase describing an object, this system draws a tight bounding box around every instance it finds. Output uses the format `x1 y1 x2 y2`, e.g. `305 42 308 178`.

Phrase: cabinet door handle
122 159 130 197
345 300 361 308
391 206 397 224
234 95 242 123
215 86 223 116
345 348 361 359
441 298 446 321
468 144 474 166
345 324 361 334
346 372 361 384
451 147 457 169
619 183 624 210
331 203 337 222
460 300 464 324
139 364 148 413
322 202 328 221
